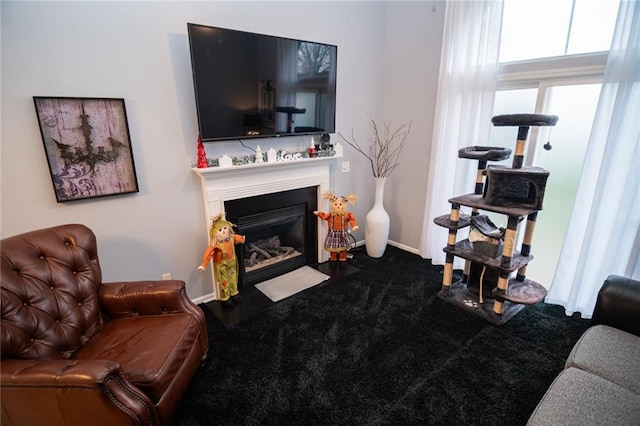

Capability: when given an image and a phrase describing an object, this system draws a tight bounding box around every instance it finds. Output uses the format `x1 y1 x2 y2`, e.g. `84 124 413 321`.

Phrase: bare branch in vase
339 118 412 178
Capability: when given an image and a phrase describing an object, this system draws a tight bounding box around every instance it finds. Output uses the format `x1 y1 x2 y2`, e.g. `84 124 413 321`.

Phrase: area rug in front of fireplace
255 266 330 302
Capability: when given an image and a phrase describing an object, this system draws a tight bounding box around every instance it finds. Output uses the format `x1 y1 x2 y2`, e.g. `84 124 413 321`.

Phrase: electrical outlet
162 273 172 280
341 161 350 173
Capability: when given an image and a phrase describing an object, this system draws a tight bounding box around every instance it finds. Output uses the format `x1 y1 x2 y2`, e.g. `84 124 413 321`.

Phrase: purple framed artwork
33 97 139 202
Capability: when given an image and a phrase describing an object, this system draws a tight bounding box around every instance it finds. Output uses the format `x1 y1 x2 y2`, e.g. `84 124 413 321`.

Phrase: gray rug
255 266 330 302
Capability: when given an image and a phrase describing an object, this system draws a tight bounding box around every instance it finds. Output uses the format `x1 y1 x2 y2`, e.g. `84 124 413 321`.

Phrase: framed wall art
33 97 139 202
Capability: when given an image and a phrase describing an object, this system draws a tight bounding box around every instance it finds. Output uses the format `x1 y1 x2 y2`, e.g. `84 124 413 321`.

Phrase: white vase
365 177 390 258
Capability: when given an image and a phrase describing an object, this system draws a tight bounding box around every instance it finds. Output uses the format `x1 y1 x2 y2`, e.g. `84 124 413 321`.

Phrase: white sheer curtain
419 0 504 266
545 0 640 318
275 39 299 133
324 47 337 132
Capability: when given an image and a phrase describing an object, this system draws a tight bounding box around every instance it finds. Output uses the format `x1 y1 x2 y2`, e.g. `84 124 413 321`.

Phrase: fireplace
192 156 337 300
225 187 318 287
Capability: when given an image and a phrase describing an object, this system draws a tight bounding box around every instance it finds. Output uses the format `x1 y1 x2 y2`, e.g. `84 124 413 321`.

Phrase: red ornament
197 136 208 168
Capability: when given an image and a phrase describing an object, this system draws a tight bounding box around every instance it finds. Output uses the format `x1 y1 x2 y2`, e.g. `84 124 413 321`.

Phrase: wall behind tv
1 1 444 301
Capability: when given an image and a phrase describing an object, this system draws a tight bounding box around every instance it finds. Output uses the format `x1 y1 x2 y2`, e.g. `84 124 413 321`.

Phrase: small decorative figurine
314 191 358 268
196 135 208 168
267 147 277 162
308 139 316 158
198 214 246 308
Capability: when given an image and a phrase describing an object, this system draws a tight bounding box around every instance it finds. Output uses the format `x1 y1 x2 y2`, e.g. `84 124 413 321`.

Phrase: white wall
383 1 444 249
1 1 444 301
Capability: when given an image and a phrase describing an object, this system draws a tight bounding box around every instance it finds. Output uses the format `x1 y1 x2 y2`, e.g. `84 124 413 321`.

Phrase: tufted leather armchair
1 224 209 426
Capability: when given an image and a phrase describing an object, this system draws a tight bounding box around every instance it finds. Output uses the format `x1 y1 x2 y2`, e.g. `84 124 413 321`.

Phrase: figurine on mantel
255 145 264 163
198 214 246 309
314 191 358 268
196 135 208 168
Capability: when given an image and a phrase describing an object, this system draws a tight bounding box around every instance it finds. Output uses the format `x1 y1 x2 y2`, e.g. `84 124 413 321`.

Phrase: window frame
495 51 608 164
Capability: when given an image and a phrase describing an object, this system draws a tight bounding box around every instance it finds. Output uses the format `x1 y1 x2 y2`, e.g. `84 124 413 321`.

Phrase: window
499 0 618 62
489 0 620 286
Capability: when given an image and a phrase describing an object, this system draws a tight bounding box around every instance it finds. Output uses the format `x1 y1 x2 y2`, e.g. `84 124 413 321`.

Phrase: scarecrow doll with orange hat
198 214 246 308
314 191 358 268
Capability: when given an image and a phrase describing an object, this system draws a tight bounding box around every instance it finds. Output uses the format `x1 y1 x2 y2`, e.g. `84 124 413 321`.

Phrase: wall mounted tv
187 23 337 142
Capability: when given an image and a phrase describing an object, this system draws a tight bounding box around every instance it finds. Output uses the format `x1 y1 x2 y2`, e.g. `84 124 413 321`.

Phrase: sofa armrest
1 358 157 426
591 275 640 337
99 280 205 322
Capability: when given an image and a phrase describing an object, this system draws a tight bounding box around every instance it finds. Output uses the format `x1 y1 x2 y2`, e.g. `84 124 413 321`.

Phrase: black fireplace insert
225 187 318 287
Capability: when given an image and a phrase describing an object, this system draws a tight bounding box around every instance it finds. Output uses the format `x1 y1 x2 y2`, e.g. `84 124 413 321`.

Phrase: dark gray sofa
528 275 640 425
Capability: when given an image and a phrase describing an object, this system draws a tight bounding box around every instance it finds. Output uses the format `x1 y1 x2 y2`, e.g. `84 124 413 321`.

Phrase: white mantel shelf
190 154 341 178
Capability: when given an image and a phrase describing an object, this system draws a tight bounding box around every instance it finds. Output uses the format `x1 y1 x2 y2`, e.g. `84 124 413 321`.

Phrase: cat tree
434 113 558 324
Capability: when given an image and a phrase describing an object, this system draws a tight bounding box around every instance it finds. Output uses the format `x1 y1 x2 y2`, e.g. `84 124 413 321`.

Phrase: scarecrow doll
198 214 246 308
314 191 358 267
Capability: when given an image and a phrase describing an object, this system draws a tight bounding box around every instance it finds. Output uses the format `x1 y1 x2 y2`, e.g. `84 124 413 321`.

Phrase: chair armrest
591 274 640 336
99 280 205 322
1 359 156 426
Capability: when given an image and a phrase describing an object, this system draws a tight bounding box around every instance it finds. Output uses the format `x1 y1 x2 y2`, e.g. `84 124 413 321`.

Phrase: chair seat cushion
565 324 640 394
527 367 640 426
74 313 200 402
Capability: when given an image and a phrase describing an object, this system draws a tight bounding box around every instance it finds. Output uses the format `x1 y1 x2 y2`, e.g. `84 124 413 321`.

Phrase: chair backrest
1 224 104 360
592 274 640 337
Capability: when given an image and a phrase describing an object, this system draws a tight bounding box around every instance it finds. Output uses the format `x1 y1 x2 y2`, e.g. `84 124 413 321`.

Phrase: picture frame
33 97 139 202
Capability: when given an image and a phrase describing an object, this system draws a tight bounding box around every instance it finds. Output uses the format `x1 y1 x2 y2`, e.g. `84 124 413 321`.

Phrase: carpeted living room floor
171 245 590 426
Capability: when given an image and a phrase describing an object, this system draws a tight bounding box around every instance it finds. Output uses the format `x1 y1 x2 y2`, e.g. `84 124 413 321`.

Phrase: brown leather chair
1 224 209 426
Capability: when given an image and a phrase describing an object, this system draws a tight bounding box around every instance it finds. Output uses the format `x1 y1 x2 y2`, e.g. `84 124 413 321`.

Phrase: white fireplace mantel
191 154 339 183
191 155 340 298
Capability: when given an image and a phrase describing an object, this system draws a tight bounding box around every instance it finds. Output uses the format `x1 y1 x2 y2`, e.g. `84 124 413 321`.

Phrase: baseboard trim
354 238 421 256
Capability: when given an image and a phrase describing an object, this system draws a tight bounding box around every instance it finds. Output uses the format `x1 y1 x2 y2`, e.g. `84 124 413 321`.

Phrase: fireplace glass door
238 204 307 286
225 187 318 287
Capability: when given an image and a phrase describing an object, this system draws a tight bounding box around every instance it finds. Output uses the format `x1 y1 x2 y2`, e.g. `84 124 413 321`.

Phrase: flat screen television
187 23 337 142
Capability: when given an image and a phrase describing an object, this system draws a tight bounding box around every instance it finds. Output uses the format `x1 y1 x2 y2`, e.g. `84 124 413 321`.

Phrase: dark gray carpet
172 246 590 425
